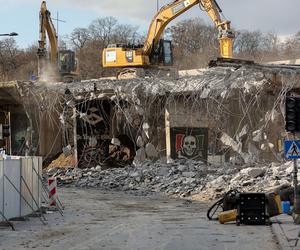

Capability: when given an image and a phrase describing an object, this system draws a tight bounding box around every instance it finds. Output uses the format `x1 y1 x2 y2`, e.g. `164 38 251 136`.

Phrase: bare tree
70 28 90 50
70 16 141 79
112 24 140 45
234 30 264 60
0 39 38 81
233 30 281 62
282 31 300 60
58 36 68 50
17 44 38 80
167 18 218 69
259 32 280 61
88 17 118 46
0 38 19 80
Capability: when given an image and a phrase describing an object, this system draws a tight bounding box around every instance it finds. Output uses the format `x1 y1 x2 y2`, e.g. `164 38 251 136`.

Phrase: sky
0 0 299 48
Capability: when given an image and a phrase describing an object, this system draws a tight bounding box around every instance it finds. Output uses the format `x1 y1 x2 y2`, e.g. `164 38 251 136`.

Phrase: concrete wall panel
0 157 42 222
21 158 33 216
0 161 3 217
3 159 21 219
32 157 40 210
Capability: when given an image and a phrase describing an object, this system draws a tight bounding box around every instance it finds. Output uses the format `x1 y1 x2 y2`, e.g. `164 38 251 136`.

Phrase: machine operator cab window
150 39 174 66
58 50 76 74
162 40 173 66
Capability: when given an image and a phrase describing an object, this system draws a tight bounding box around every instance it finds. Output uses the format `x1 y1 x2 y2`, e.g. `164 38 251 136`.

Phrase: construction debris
46 153 76 170
46 159 293 200
8 63 300 167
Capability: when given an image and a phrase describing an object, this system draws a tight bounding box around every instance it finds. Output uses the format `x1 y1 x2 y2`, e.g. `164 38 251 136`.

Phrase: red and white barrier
48 178 57 207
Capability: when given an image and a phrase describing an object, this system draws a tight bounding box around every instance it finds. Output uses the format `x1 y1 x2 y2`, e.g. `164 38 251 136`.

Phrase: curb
271 218 296 250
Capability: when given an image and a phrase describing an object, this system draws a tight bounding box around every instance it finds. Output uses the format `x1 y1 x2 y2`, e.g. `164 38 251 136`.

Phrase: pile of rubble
46 152 76 170
46 159 294 200
194 161 293 200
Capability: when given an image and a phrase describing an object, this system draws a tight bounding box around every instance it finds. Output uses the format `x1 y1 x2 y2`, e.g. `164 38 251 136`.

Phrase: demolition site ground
0 187 279 250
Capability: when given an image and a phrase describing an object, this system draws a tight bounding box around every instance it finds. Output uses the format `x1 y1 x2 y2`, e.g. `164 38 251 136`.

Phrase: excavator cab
58 50 76 75
149 39 173 66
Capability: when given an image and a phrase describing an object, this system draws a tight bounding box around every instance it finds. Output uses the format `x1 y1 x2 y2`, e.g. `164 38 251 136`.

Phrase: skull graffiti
183 135 197 156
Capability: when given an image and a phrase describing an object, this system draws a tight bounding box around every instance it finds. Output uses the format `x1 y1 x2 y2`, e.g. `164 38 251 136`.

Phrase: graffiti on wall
170 127 208 161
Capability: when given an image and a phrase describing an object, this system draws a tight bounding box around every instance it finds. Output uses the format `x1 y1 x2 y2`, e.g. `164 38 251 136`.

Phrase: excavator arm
38 1 58 70
144 0 234 58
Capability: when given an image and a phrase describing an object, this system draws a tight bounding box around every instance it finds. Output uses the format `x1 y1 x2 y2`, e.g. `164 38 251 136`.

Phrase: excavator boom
38 1 58 65
144 0 234 58
143 0 199 55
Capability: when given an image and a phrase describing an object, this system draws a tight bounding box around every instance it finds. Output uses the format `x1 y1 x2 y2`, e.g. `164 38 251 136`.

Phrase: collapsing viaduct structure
0 63 300 167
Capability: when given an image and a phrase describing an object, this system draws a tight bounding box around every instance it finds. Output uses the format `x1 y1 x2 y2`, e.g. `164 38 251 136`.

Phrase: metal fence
0 156 42 223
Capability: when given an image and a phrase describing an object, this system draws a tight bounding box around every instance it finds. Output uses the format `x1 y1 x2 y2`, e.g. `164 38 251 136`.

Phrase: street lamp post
0 32 18 37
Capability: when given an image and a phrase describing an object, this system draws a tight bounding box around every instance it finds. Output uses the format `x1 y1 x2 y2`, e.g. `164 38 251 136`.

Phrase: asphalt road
0 188 280 250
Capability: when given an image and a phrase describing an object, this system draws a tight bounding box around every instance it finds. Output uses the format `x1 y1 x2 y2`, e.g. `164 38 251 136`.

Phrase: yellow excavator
102 0 235 77
37 1 77 82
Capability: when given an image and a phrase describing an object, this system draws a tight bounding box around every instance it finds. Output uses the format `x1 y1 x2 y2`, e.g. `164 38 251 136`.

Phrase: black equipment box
236 193 270 226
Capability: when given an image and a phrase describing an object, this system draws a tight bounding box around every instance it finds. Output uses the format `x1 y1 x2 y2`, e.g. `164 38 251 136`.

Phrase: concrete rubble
46 159 294 200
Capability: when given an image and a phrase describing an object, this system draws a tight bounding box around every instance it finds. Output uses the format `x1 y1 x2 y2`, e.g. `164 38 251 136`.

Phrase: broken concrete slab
145 143 158 160
240 167 266 178
133 148 146 165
